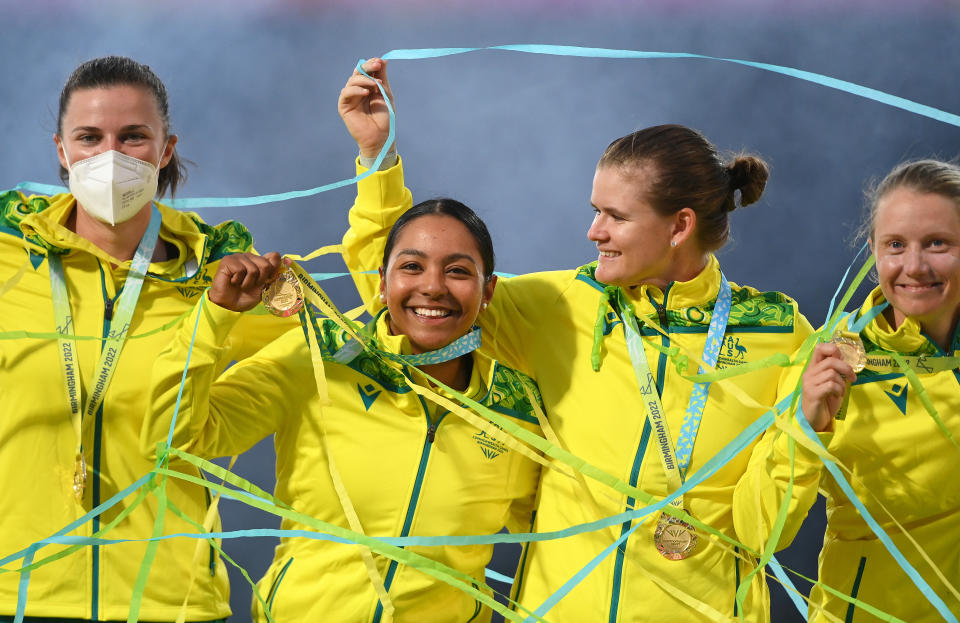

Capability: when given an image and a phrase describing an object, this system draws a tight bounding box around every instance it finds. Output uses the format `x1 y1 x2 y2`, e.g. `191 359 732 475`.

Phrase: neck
70 201 156 262
631 250 709 292
419 355 472 391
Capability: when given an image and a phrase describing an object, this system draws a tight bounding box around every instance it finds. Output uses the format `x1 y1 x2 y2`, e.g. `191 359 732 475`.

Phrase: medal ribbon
332 308 482 367
49 204 162 499
620 273 732 508
842 304 960 373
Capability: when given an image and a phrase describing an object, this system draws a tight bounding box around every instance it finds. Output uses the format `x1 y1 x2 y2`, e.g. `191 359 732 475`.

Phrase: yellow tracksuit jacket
0 191 292 621
144 300 544 623
734 287 960 622
342 160 814 621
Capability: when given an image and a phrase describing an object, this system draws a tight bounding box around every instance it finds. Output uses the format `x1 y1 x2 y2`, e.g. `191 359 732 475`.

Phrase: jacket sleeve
474 272 572 376
341 156 413 314
732 309 827 553
142 297 313 460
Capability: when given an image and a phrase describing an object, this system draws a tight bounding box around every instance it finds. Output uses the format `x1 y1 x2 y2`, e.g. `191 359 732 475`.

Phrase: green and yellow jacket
144 299 543 623
735 286 960 622
343 160 814 622
0 191 290 621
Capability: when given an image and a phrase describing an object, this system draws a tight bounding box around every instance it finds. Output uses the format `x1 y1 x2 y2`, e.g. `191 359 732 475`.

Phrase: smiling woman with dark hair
144 198 544 622
341 58 814 622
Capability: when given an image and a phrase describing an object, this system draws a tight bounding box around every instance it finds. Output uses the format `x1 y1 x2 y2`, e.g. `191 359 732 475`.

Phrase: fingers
800 342 858 432
811 342 857 384
218 253 280 289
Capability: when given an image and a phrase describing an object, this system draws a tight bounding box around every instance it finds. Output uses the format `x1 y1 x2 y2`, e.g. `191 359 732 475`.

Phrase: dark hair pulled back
382 198 495 280
597 124 769 251
57 56 187 197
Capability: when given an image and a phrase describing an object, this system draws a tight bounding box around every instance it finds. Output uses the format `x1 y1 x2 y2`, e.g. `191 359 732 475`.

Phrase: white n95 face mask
64 148 162 226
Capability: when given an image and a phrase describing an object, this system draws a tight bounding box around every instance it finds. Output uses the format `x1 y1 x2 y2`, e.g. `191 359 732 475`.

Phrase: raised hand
800 342 857 432
338 57 396 159
209 252 285 312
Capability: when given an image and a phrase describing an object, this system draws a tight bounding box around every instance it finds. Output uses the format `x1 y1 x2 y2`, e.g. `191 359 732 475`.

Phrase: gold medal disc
262 267 304 317
832 333 866 373
654 513 698 560
73 453 86 501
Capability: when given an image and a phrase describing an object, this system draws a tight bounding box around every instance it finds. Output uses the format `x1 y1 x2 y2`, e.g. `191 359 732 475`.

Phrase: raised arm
339 58 412 311
142 253 313 460
732 336 850 553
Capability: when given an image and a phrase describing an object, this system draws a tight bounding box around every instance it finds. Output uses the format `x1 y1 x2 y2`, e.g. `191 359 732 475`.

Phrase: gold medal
654 512 698 560
261 267 304 317
73 452 86 501
831 331 866 373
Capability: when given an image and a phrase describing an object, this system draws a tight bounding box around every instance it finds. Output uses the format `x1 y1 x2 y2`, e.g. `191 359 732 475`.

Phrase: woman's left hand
338 57 395 159
209 252 285 312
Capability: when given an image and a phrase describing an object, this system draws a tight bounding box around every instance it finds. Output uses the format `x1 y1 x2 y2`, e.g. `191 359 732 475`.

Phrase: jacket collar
578 255 721 313
372 309 492 400
18 194 207 279
858 286 957 355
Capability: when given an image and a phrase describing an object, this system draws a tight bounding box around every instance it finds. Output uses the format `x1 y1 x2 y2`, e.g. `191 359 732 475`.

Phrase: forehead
391 214 482 258
591 164 657 208
874 187 960 235
61 85 162 128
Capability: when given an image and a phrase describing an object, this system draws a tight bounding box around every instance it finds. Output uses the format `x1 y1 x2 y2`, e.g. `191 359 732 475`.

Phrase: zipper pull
426 424 437 443
104 297 115 321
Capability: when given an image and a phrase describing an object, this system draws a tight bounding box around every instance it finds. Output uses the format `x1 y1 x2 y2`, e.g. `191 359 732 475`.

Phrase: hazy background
2 0 958 621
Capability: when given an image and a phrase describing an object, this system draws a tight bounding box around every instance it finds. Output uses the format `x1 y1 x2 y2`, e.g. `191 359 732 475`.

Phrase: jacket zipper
91 264 120 619
371 393 447 622
608 284 672 622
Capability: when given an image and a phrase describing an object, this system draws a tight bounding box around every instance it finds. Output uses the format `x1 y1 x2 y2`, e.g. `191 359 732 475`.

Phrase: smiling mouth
896 283 942 293
411 307 454 318
598 250 620 258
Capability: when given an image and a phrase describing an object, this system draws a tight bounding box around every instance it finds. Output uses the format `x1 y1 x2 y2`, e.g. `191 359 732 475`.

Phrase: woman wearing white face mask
0 56 292 622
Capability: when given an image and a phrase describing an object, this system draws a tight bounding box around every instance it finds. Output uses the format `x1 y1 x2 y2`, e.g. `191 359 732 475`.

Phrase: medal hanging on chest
654 511 699 560
73 452 87 500
619 274 732 561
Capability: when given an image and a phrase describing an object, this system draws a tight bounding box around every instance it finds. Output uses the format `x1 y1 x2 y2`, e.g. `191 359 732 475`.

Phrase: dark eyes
397 262 473 276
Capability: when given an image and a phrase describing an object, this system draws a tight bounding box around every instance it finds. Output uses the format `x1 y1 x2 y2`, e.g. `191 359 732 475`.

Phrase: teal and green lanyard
620 274 732 514
332 309 482 367
49 205 162 501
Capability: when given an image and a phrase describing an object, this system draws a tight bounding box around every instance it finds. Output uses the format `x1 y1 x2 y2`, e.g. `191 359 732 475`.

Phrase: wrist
359 145 398 171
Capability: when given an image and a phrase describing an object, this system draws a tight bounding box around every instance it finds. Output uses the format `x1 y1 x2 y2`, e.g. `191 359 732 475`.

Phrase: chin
594 266 623 286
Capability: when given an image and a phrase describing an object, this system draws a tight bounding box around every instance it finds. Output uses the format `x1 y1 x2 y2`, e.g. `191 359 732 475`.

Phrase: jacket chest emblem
883 382 908 415
716 336 748 368
357 383 382 411
473 427 508 460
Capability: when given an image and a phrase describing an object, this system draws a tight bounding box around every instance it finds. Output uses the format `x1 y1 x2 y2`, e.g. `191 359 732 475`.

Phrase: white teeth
599 251 619 258
413 307 451 318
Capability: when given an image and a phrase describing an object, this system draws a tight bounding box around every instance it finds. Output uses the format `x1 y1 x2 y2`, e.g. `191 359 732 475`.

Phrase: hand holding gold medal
830 330 866 373
261 267 305 317
208 251 296 313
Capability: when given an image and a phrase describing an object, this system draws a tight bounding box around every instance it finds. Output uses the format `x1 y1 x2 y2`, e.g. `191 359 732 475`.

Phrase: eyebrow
395 249 480 266
69 124 153 134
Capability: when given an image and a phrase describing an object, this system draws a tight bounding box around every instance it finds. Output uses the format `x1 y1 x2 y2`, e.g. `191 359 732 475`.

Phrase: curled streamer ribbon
4 44 959 623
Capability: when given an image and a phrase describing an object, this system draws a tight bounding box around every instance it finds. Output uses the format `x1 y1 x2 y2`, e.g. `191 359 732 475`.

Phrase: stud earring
481 302 488 310
379 293 386 302
670 240 678 248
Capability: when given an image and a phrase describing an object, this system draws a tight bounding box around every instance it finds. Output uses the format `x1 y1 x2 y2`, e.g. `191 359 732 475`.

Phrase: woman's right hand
800 342 857 432
209 252 285 312
338 57 396 159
